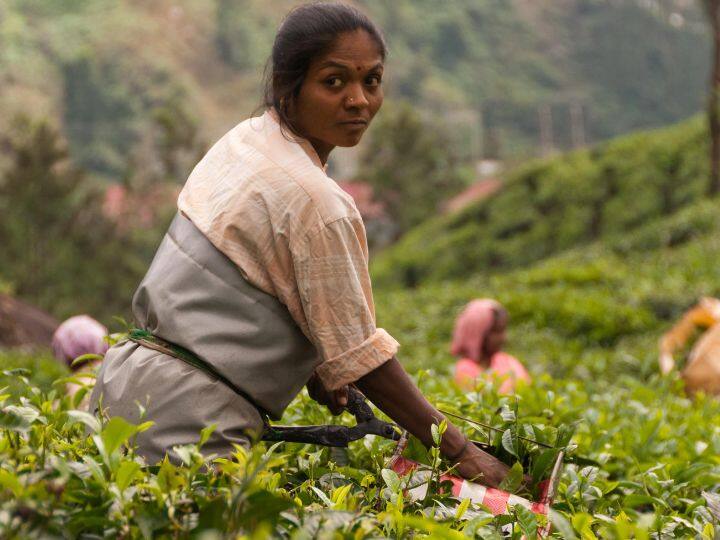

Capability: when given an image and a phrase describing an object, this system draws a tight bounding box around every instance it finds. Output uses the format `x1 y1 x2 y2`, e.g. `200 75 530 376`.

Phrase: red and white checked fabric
390 456 550 516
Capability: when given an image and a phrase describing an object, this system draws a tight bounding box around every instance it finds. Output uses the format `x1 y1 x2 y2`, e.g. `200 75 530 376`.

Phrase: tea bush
4 111 720 536
371 118 709 289
3 195 720 537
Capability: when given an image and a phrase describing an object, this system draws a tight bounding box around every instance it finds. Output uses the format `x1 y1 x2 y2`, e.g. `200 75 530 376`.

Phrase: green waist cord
127 328 269 420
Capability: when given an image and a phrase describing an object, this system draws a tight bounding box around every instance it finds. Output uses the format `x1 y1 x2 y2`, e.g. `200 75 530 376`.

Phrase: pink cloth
454 354 531 394
450 299 501 362
51 315 108 368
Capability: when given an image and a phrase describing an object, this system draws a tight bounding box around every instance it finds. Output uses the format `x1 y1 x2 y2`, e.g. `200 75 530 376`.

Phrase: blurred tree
215 0 275 71
61 55 139 177
152 95 206 183
701 0 720 195
0 116 158 322
357 103 467 236
0 116 91 301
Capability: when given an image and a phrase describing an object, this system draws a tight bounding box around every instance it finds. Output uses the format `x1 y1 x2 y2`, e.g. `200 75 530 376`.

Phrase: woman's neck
308 138 334 166
269 108 333 166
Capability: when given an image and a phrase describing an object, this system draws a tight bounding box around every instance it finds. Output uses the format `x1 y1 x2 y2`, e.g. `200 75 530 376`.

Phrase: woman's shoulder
182 113 361 235
237 113 362 226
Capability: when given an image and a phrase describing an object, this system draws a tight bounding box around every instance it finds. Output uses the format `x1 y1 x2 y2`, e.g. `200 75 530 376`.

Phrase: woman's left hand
306 373 349 415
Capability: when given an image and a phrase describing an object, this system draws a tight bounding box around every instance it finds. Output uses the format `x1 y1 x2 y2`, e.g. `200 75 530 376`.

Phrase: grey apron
89 213 320 463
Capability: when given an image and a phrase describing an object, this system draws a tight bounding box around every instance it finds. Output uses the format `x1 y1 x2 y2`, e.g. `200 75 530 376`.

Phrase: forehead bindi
313 30 383 73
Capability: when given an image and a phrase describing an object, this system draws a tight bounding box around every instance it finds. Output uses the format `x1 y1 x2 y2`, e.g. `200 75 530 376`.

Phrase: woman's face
483 309 508 358
291 29 384 163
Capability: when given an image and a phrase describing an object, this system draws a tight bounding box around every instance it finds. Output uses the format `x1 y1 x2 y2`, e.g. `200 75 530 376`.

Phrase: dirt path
0 294 58 349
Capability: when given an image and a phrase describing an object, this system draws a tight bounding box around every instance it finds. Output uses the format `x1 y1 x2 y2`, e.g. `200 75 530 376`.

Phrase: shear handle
261 388 401 447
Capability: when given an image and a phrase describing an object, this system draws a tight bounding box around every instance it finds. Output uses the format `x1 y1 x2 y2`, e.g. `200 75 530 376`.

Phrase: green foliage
150 94 207 183
569 0 708 142
214 0 276 71
0 366 554 538
362 0 708 154
2 327 720 537
61 53 141 177
372 117 711 288
359 102 469 234
0 117 98 310
0 116 172 322
0 351 67 396
0 0 711 176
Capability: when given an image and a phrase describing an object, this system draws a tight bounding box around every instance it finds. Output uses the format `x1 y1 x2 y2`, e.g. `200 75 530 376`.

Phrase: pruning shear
262 387 402 447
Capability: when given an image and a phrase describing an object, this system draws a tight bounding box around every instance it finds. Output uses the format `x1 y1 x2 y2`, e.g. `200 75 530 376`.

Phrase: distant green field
372 117 711 289
376 197 720 377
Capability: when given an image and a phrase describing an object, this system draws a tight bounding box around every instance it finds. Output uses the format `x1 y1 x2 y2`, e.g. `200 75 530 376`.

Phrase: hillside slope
375 198 720 381
0 0 710 176
371 117 711 288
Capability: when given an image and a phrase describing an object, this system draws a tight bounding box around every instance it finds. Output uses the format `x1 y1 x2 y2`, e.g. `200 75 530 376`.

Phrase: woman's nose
344 84 369 108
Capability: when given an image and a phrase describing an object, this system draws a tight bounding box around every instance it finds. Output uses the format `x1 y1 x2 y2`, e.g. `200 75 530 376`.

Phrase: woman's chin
335 133 365 148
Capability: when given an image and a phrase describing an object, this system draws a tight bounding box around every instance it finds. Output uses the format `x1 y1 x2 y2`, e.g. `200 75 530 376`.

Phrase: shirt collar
265 109 328 173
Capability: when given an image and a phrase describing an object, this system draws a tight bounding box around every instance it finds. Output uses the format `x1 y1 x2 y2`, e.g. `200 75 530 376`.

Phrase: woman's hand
452 442 510 487
355 356 514 486
659 352 675 375
306 373 348 415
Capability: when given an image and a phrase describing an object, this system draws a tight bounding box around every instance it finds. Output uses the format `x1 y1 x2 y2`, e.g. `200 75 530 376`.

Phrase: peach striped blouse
177 110 399 390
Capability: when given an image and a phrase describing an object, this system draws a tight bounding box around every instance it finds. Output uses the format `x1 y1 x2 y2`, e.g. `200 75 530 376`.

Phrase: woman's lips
338 120 368 132
338 119 368 126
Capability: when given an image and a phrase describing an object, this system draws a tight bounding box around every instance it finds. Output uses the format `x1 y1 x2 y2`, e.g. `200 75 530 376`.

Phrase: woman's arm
291 219 508 484
659 300 718 374
307 357 509 485
354 356 510 487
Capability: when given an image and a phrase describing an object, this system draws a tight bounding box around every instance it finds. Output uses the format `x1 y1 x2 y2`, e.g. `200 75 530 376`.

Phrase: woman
452 299 530 393
659 297 720 395
53 315 108 400
90 2 509 486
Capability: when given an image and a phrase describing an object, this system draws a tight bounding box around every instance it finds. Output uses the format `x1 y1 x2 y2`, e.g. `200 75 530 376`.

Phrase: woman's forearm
354 356 467 457
354 355 510 486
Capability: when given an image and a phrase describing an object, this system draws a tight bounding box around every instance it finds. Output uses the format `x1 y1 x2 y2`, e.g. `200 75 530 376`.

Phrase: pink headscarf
450 299 501 363
51 315 109 368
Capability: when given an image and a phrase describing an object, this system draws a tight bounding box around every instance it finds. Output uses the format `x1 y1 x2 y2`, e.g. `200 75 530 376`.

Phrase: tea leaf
0 469 22 497
549 509 578 540
381 468 401 492
101 416 140 456
515 504 538 539
310 486 333 506
501 429 518 457
66 410 101 433
199 423 217 447
455 497 471 520
116 460 142 491
499 461 524 493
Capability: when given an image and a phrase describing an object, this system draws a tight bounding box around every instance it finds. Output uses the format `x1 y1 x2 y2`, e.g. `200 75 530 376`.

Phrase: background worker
452 299 530 393
659 297 720 395
52 314 108 399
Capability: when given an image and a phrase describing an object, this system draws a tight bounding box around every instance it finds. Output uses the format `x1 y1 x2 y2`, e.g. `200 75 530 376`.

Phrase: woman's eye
366 75 382 87
325 77 343 88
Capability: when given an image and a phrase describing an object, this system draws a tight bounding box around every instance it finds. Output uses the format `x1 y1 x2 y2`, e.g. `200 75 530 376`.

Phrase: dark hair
263 2 387 134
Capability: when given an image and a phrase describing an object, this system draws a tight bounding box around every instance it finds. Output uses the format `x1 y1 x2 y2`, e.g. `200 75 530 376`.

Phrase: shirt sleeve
292 216 399 390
